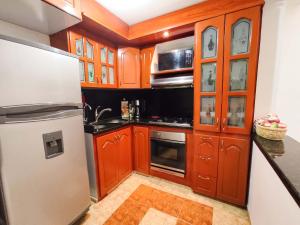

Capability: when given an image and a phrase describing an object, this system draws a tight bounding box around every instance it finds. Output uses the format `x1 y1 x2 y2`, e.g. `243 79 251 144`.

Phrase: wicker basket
256 123 287 141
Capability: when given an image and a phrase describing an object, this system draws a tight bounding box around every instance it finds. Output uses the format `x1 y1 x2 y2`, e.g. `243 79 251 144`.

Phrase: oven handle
151 137 185 144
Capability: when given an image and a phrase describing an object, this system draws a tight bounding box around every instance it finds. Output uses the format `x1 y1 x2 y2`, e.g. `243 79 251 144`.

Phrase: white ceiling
96 0 205 25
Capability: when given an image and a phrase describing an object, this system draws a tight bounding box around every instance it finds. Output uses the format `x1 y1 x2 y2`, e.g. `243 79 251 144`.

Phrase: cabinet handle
216 118 219 126
220 140 224 151
222 118 227 131
200 136 212 140
198 175 210 180
199 156 212 160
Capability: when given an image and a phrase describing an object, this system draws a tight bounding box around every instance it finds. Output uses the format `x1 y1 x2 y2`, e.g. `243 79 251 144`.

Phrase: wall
0 19 50 45
248 144 300 225
254 0 300 141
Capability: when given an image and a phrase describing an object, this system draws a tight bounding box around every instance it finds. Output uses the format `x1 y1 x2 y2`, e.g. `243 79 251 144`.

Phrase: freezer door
0 38 82 107
0 115 90 225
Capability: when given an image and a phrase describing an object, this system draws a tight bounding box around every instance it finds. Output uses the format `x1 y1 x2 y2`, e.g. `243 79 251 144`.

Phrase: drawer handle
200 137 212 140
198 175 210 180
199 156 212 160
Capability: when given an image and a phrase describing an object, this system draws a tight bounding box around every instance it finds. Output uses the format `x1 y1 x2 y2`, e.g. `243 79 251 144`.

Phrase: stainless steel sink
93 124 106 129
107 119 124 124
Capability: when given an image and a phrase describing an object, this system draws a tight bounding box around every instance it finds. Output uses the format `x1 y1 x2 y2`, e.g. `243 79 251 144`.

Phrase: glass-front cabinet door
221 7 261 134
99 46 117 88
69 32 100 87
194 15 225 132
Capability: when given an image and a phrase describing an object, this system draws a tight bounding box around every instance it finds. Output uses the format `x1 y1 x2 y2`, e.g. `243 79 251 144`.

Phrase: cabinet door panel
117 128 132 180
194 15 224 132
193 173 217 198
96 132 118 197
193 134 219 177
118 48 140 88
222 7 261 134
133 126 149 174
141 47 154 89
217 136 250 206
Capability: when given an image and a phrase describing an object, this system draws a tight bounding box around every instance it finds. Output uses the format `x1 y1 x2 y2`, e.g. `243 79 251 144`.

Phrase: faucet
83 103 92 123
92 106 112 124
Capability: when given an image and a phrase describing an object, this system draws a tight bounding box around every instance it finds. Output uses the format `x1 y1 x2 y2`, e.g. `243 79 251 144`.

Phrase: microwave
158 48 193 71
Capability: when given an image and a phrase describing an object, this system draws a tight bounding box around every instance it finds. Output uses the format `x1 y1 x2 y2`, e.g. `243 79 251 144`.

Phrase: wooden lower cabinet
96 127 132 198
217 136 250 206
133 126 149 174
192 133 250 206
117 128 132 180
192 134 219 197
96 131 118 197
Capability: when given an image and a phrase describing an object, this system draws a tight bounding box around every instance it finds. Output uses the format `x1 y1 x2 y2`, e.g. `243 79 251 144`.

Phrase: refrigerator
0 35 90 225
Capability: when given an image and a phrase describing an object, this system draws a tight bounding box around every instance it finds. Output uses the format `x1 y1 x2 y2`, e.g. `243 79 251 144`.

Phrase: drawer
194 154 218 177
193 173 217 198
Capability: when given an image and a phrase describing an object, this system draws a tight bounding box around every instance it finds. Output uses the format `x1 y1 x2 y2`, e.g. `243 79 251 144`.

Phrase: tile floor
77 173 251 225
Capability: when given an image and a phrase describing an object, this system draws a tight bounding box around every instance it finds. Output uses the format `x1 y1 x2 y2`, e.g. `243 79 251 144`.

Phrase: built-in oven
150 130 186 177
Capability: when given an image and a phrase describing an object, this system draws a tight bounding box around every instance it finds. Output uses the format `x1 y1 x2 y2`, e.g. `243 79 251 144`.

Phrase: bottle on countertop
135 99 140 120
121 98 129 119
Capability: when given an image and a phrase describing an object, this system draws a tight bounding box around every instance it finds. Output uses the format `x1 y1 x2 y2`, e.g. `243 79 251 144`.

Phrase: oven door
150 138 186 174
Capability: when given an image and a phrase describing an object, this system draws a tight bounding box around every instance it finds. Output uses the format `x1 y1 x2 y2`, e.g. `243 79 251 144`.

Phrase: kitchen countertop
253 133 300 207
84 118 193 134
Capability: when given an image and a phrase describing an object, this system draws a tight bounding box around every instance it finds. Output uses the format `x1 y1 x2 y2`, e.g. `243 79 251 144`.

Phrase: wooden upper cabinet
217 136 250 206
96 131 118 198
140 47 154 89
117 128 132 180
118 48 141 88
69 31 99 88
99 46 118 88
43 0 82 19
133 126 149 174
194 15 225 132
221 7 261 135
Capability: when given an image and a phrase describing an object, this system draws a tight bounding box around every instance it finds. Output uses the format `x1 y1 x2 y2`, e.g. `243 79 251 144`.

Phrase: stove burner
148 116 192 128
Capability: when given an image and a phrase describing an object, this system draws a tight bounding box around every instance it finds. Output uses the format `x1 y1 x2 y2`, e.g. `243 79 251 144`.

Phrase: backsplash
82 88 193 122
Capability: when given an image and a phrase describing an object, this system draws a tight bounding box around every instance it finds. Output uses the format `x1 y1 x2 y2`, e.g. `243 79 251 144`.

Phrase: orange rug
104 184 213 225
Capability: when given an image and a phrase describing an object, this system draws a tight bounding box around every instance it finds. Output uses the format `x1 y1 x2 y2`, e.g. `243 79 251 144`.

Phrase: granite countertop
84 117 193 134
253 133 300 207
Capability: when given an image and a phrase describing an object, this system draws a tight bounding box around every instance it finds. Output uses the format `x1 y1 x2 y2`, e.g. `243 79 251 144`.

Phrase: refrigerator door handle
0 108 83 124
0 103 82 116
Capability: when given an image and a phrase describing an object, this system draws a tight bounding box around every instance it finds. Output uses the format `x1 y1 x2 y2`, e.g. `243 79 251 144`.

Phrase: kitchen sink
106 119 125 124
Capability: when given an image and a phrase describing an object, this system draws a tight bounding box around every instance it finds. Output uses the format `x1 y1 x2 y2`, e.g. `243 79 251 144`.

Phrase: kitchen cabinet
217 136 250 206
194 15 224 132
117 128 133 180
133 126 149 174
118 48 141 88
96 131 118 197
194 7 261 135
96 127 132 198
50 29 118 88
192 134 219 197
221 7 261 135
43 0 82 19
140 47 154 89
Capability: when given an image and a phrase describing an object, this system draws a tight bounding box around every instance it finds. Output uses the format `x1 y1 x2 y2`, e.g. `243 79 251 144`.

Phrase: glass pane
108 50 114 65
79 61 85 81
109 67 114 84
201 63 216 92
231 19 251 55
200 96 216 125
87 63 95 82
202 27 217 59
86 40 94 60
227 96 246 127
101 48 107 63
75 38 83 57
230 59 248 91
101 66 107 84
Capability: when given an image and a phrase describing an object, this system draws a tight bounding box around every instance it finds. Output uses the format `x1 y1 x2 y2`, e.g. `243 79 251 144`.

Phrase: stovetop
147 116 192 128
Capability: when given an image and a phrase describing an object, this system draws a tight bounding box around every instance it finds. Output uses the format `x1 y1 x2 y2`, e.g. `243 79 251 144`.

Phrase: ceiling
96 0 205 25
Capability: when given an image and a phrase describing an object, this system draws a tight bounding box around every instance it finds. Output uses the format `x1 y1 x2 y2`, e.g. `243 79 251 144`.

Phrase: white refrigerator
0 36 90 225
